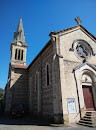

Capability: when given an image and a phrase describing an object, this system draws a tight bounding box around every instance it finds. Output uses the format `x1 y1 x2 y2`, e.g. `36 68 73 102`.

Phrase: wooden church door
82 85 95 111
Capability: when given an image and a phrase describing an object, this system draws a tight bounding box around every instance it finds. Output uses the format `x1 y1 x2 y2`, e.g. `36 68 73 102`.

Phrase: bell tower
10 18 28 66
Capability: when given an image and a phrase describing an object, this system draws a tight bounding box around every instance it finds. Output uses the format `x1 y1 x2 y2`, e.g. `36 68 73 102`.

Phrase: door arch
82 73 95 111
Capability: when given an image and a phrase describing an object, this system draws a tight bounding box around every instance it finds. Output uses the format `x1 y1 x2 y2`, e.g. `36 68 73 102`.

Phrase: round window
74 40 91 60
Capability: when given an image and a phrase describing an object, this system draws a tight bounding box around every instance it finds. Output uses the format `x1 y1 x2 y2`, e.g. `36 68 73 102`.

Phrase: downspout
73 70 81 119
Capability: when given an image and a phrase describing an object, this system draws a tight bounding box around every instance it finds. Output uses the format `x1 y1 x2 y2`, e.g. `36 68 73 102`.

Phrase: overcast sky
0 0 96 89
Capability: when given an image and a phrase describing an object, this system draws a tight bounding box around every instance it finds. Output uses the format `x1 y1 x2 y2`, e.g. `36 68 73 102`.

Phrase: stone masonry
5 18 96 126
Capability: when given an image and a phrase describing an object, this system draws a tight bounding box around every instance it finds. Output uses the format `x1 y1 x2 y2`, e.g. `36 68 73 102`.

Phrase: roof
73 62 96 72
15 64 28 69
28 40 52 69
49 24 96 41
28 24 96 69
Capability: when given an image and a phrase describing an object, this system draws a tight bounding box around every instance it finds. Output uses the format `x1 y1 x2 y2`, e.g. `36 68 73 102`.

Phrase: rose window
76 44 89 59
73 40 91 61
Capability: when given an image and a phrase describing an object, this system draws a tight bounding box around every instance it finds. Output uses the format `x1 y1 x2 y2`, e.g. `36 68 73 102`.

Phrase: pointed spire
12 18 27 46
16 17 24 32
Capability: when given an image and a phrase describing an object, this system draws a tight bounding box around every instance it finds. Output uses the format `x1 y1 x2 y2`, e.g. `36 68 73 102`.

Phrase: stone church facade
5 17 96 126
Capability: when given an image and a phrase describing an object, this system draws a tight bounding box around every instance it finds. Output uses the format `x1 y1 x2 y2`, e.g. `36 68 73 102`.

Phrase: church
5 17 96 126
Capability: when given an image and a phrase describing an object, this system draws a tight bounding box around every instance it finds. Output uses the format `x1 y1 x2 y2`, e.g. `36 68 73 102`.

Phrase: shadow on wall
0 99 5 115
5 68 29 113
0 115 58 126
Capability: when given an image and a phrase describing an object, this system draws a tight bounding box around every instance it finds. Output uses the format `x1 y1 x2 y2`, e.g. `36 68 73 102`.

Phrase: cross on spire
75 17 82 25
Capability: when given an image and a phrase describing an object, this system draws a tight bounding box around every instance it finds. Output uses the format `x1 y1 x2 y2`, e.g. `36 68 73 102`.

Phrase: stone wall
58 27 96 124
10 67 28 111
5 81 12 112
28 42 54 119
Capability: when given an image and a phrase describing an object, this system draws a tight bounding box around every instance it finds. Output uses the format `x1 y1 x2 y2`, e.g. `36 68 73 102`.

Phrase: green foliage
0 88 5 99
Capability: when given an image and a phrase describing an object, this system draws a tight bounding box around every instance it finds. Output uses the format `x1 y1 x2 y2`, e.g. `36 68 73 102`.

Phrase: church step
79 120 93 125
85 113 96 117
77 122 94 127
86 112 95 115
81 117 92 121
84 115 96 119
78 111 96 127
86 111 96 113
85 111 96 115
81 119 96 124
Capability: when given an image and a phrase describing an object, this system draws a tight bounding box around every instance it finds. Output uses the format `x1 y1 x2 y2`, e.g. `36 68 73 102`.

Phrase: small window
15 49 17 60
21 50 23 60
18 50 20 60
46 64 50 86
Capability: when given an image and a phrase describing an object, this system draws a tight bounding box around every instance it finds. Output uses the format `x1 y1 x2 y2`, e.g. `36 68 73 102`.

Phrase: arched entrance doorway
82 73 95 111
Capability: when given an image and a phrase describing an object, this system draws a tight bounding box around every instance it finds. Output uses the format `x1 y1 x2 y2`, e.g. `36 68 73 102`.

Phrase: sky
0 0 96 89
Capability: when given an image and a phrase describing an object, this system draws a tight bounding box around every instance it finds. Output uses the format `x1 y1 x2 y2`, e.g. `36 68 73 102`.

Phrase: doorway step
77 111 96 127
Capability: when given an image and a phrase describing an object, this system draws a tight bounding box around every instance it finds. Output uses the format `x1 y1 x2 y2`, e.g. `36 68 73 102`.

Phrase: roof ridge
49 24 96 41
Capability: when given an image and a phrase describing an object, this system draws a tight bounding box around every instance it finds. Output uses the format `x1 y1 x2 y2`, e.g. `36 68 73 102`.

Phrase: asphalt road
0 115 96 130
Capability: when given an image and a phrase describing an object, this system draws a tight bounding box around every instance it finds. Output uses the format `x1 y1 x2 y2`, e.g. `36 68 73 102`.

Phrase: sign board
67 98 76 113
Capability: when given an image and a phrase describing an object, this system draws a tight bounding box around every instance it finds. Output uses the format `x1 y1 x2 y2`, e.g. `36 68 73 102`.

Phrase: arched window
18 50 20 60
21 50 23 60
46 64 50 86
15 49 24 61
15 49 17 60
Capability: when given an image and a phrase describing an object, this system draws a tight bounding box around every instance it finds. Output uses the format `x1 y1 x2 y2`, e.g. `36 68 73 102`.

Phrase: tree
0 88 5 99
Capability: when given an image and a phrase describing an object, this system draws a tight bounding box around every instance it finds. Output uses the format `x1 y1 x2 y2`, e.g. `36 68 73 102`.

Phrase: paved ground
0 115 96 130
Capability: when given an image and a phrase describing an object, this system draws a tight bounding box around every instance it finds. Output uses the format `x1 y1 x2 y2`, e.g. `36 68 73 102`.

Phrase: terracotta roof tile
15 64 28 69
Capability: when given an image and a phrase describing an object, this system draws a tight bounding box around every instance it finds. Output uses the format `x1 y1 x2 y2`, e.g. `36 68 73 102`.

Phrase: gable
60 26 96 49
73 62 96 72
58 26 96 64
50 25 96 42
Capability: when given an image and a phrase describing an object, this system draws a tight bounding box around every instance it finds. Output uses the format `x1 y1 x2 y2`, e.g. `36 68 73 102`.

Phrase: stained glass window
76 44 89 59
